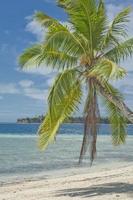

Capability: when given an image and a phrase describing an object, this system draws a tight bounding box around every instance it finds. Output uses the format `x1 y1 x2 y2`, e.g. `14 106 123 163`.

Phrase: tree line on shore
17 115 113 124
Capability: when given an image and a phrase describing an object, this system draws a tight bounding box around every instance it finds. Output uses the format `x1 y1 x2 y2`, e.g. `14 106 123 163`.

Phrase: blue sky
0 0 133 122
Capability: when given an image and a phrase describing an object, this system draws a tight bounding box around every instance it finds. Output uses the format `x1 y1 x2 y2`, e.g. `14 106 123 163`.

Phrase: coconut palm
19 0 133 164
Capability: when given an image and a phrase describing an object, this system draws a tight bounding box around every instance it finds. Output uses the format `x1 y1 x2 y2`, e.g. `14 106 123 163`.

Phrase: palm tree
19 0 133 164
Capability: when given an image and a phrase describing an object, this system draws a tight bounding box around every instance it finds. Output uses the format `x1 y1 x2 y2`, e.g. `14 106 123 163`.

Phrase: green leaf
89 58 126 81
19 44 42 68
105 100 127 145
57 0 72 9
101 7 131 49
98 81 127 145
67 0 106 53
105 38 133 63
35 11 60 28
38 69 82 149
45 24 86 56
19 44 77 70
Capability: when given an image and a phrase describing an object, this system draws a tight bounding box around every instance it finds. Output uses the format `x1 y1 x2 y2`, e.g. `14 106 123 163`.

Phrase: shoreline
0 164 133 200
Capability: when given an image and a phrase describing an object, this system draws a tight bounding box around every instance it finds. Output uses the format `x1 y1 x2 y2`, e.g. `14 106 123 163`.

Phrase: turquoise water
0 123 133 135
0 123 133 184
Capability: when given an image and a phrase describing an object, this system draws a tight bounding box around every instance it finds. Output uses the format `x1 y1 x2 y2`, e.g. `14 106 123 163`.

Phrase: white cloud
18 79 49 101
26 18 46 42
46 76 55 87
0 80 49 101
22 66 54 76
23 87 48 100
19 80 34 88
0 83 19 94
42 0 55 3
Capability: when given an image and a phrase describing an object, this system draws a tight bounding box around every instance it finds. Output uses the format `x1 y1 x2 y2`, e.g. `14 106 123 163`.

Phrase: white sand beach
0 164 133 200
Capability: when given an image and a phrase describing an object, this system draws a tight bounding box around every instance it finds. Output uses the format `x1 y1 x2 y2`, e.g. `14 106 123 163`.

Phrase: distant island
17 115 110 124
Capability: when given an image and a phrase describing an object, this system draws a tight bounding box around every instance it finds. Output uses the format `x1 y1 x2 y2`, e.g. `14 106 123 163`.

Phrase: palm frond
38 69 82 149
48 68 81 118
97 80 127 145
105 38 133 63
43 48 78 70
98 80 124 100
35 11 59 28
89 58 126 81
45 23 86 56
35 11 86 57
104 99 127 145
57 0 72 9
101 7 131 49
19 44 42 68
19 44 77 70
66 0 106 52
95 78 133 123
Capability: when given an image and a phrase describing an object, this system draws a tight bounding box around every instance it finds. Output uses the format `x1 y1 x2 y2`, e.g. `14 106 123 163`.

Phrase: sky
0 0 133 122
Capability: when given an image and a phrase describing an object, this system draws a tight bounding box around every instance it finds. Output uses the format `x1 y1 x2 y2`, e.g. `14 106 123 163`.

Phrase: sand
0 164 133 200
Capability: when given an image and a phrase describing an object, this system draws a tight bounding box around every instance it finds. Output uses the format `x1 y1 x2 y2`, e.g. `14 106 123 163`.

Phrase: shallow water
0 123 133 184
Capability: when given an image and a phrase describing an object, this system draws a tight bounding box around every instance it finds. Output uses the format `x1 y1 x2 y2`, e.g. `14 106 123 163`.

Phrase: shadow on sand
56 182 133 198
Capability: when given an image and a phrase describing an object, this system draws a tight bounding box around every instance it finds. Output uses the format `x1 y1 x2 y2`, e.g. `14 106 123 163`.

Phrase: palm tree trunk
96 80 133 123
79 79 100 164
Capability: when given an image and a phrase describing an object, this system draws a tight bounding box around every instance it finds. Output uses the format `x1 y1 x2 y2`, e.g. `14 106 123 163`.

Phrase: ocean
0 123 133 184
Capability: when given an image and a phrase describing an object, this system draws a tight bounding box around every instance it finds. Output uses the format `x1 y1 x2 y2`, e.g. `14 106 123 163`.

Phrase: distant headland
17 115 110 124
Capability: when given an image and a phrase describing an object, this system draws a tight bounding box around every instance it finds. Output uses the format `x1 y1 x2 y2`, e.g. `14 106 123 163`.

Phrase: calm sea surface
0 123 133 184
